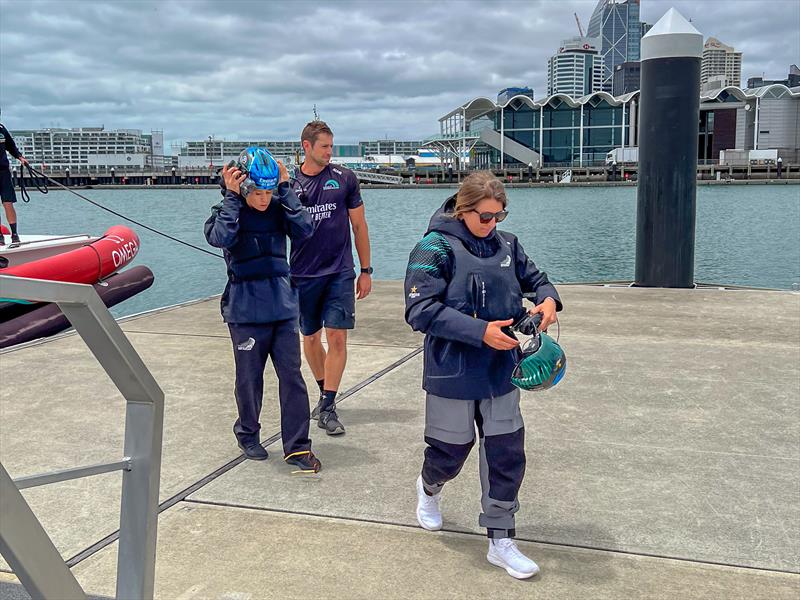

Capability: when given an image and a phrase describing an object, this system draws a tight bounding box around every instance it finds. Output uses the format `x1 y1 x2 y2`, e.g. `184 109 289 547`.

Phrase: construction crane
574 12 585 37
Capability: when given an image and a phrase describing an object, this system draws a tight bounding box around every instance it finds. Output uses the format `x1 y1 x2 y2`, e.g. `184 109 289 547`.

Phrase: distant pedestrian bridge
351 170 403 185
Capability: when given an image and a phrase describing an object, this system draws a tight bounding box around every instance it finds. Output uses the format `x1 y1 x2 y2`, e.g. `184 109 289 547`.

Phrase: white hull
0 234 99 268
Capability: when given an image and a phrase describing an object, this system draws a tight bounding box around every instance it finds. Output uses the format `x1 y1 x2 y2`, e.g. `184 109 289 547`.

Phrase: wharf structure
7 132 427 175
0 282 798 598
7 89 799 178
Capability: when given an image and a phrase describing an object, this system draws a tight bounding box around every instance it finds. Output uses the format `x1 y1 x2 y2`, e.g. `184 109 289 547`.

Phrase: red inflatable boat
2 225 140 283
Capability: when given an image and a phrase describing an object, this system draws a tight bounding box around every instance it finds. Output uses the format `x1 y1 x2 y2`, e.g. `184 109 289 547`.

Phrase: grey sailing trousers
421 389 526 539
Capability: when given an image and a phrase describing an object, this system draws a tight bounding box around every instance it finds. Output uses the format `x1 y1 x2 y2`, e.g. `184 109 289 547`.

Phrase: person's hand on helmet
483 319 520 350
277 160 290 185
222 163 246 196
530 297 557 331
513 312 542 336
274 159 301 211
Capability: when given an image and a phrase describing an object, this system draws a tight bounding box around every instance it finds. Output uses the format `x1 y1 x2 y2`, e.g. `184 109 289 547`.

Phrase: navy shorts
0 170 17 203
293 269 356 336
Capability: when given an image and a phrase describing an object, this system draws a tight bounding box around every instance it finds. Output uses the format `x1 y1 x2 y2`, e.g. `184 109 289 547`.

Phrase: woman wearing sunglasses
404 170 562 579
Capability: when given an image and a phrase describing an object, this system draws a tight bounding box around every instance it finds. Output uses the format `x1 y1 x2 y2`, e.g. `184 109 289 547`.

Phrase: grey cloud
1 0 797 147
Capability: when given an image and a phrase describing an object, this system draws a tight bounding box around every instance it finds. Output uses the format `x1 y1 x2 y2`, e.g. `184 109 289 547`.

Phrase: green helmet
511 331 566 392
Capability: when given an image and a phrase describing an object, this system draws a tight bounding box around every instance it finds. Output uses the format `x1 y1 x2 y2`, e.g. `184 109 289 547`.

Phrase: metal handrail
0 275 165 600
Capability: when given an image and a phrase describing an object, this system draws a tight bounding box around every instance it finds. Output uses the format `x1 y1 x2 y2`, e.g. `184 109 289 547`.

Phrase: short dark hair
301 120 333 146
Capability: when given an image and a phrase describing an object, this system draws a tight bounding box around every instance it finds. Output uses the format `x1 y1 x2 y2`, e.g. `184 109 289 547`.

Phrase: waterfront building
547 37 604 97
586 0 642 91
8 127 169 172
701 37 742 90
6 129 393 173
425 85 799 168
359 140 424 156
177 139 423 169
698 85 800 163
428 90 637 169
176 139 305 169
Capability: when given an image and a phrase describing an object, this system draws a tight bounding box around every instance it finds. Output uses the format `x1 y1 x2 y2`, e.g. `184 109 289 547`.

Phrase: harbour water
10 185 800 316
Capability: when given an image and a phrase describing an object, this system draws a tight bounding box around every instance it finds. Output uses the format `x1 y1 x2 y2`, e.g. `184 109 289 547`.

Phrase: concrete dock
1 282 798 599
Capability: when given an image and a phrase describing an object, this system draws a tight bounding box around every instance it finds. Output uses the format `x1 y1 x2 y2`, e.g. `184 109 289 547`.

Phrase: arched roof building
424 85 799 168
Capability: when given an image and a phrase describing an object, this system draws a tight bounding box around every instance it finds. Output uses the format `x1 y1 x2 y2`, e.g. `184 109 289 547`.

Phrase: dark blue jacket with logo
204 183 313 324
404 197 562 400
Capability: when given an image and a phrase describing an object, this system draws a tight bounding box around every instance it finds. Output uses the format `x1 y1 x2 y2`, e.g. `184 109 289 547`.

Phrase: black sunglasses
472 209 508 224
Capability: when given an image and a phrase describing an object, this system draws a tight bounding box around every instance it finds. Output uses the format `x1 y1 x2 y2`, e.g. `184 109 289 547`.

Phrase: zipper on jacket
471 274 479 318
470 275 486 318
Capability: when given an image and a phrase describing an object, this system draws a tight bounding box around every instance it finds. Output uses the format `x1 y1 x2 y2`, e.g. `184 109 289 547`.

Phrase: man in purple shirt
290 121 372 436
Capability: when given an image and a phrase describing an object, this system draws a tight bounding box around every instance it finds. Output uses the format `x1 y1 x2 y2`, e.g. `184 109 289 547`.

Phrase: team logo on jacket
500 255 512 267
237 337 255 351
323 179 340 190
408 286 420 298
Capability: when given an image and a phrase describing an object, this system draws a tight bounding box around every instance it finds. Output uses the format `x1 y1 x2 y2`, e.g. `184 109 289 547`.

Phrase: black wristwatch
360 266 374 275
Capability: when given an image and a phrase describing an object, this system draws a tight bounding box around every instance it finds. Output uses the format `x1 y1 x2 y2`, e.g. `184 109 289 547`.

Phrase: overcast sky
1 0 798 149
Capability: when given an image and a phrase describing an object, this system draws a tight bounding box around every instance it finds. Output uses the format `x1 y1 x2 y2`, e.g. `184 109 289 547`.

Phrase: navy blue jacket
404 197 562 400
0 124 22 172
204 183 313 323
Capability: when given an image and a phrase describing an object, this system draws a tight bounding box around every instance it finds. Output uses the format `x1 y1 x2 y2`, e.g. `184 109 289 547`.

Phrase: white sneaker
415 475 442 531
487 538 540 579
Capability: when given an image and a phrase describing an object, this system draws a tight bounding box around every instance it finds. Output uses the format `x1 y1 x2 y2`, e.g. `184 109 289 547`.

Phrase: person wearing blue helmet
204 146 322 473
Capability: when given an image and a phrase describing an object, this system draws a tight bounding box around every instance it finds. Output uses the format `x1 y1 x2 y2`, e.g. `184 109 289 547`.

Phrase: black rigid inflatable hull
0 265 155 349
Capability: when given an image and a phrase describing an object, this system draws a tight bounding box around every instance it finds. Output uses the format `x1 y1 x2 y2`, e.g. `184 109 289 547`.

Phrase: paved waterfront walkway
1 283 798 598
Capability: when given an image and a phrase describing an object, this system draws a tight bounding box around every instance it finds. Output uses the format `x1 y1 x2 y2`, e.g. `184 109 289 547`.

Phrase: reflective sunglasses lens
477 211 508 223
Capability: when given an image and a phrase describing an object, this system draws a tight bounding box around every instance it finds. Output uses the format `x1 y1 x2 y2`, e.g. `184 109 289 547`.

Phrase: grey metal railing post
0 275 164 600
115 399 163 599
0 464 87 599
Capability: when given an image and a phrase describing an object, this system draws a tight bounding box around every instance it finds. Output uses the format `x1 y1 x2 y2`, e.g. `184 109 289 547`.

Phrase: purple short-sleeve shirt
289 163 363 277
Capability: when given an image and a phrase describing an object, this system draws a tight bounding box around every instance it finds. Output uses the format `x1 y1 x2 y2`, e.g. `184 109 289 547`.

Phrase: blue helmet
238 146 279 195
